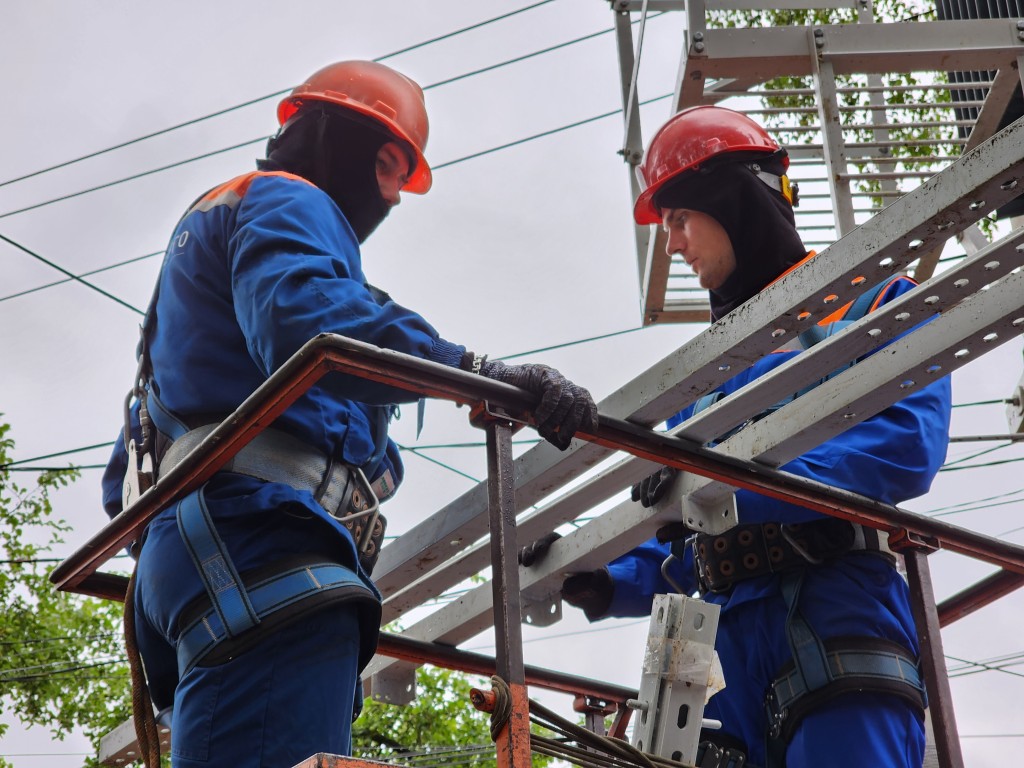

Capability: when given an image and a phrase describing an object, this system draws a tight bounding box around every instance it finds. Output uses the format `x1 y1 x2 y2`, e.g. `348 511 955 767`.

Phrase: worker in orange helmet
523 106 950 768
103 60 598 768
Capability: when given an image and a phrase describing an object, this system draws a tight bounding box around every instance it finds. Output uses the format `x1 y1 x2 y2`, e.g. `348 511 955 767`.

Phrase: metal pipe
53 333 1024 595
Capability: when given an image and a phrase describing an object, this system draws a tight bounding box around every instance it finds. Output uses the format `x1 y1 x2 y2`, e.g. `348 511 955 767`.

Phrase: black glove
465 355 599 451
562 568 614 622
630 466 678 508
519 531 561 567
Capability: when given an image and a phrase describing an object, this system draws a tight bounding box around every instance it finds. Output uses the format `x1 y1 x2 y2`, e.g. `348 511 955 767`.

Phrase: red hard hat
278 60 432 194
633 106 785 225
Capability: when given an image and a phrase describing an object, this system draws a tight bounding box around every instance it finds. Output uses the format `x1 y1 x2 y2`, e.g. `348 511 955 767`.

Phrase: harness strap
176 488 260 640
176 559 377 676
158 423 390 512
764 571 927 753
780 572 832 696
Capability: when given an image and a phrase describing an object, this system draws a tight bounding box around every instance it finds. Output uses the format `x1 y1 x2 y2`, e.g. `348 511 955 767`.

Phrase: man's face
661 208 736 291
376 142 411 208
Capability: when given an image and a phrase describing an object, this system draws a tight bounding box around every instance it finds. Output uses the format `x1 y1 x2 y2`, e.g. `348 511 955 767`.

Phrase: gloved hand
519 531 561 567
466 355 599 450
562 568 614 622
630 466 678 508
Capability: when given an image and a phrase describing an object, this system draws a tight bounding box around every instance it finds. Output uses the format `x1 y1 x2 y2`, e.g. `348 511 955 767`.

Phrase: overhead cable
0 233 143 315
0 0 557 190
0 21 664 222
0 250 162 305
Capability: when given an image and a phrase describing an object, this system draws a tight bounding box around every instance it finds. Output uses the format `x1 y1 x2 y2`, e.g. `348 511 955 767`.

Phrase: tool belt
693 518 894 594
158 424 389 572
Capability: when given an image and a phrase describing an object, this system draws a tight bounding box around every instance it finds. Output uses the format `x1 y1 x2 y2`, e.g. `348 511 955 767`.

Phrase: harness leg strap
176 487 260 639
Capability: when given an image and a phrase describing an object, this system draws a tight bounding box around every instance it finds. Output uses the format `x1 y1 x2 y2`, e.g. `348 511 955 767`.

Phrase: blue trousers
134 491 365 767
168 607 360 767
703 555 925 768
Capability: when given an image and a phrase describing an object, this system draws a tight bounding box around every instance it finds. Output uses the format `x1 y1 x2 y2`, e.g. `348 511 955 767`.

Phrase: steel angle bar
379 451 661 626
364 493 681 679
374 632 638 704
375 117 1024 600
964 59 1024 153
366 435 1024 681
678 266 1024 533
624 114 1024 427
812 53 857 235
738 266 1024 469
673 227 1024 447
685 20 1024 81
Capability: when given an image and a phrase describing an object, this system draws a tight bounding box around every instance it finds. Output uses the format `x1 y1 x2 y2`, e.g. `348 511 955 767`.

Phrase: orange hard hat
278 60 432 194
633 105 785 225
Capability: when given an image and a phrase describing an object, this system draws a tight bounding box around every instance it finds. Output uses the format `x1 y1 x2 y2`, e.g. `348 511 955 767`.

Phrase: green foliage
0 420 131 768
353 666 554 767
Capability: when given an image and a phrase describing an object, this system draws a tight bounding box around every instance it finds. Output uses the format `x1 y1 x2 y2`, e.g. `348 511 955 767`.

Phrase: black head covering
258 103 400 243
655 155 806 320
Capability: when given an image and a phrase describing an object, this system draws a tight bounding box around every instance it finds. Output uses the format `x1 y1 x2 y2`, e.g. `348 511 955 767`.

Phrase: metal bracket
631 594 722 764
888 528 941 554
520 590 562 627
1006 370 1024 433
468 401 529 433
656 473 739 535
369 661 417 705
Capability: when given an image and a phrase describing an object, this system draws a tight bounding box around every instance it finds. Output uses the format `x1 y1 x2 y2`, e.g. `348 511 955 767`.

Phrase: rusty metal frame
58 334 1024 767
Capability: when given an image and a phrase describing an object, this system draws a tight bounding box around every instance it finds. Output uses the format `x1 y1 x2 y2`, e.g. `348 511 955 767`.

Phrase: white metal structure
610 0 1024 323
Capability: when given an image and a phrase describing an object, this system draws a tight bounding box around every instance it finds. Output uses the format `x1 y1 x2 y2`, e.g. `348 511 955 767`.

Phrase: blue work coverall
604 276 951 768
102 170 466 767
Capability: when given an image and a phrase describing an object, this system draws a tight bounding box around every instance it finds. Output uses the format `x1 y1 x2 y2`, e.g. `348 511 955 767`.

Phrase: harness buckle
122 439 155 509
764 688 788 739
333 466 385 572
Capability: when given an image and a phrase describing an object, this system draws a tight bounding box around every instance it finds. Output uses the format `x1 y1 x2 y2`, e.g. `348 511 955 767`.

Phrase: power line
398 443 481 484
0 441 114 469
0 249 162 305
499 326 646 361
952 398 1012 408
0 135 269 221
939 454 1024 473
0 233 143 315
0 22 661 223
0 1 557 190
942 441 1014 469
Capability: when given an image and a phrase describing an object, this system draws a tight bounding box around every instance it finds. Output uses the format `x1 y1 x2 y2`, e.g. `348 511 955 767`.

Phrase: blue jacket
102 170 465 559
605 275 952 616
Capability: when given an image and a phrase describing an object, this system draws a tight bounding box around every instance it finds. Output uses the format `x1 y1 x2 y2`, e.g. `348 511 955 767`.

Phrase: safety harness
674 278 928 766
121 210 393 685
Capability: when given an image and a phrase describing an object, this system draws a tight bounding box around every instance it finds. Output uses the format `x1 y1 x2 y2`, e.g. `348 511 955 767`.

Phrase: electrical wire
0 250 162 305
0 232 143 315
0 16 664 223
0 0 557 190
397 443 481 484
941 441 1014 469
0 136 270 221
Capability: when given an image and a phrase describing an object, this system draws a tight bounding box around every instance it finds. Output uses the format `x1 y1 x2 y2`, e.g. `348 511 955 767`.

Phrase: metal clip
122 439 154 510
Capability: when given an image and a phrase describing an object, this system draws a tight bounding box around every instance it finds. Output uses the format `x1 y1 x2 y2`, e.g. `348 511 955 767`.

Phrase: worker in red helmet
102 60 597 768
523 107 950 768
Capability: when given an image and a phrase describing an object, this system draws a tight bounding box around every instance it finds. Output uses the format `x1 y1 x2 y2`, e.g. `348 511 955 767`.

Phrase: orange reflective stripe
189 171 313 214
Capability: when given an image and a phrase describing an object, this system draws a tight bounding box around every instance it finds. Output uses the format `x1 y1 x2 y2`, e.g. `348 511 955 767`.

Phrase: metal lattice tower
610 0 1024 323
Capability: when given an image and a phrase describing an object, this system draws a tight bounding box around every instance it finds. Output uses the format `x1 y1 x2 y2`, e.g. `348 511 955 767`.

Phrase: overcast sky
2 2 1023 766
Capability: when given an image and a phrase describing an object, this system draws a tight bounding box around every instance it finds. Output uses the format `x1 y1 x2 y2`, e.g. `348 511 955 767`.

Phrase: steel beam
371 116 1024 601
682 20 1024 84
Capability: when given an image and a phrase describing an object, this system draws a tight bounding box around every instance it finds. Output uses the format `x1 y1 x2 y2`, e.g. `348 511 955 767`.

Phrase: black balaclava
258 102 399 243
655 155 806 320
